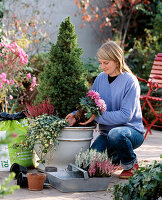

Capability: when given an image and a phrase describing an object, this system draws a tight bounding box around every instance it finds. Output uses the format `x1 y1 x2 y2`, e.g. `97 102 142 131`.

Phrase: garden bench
137 53 162 139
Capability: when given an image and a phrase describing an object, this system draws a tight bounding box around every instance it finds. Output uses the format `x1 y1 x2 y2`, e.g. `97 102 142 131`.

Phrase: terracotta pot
27 173 46 191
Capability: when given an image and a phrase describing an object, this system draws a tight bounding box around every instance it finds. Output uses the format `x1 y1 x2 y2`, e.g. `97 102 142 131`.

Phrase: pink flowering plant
0 42 37 113
79 90 107 119
75 149 118 177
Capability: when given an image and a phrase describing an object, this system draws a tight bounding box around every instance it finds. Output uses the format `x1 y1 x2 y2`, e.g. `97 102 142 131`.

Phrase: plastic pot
10 163 27 179
17 172 28 188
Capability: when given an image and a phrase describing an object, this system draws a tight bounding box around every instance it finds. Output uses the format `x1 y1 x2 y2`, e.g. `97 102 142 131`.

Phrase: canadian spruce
36 17 88 118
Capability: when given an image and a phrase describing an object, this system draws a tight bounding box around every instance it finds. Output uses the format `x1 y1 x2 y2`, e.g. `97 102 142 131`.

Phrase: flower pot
34 126 96 171
27 173 46 191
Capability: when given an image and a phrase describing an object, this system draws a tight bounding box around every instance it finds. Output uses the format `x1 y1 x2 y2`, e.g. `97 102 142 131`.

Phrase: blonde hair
97 41 132 74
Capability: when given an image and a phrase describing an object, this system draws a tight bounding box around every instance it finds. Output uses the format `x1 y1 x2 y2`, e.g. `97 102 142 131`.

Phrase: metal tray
47 163 111 192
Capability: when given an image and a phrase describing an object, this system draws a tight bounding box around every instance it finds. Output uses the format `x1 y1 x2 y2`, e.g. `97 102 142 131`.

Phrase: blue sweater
92 72 145 134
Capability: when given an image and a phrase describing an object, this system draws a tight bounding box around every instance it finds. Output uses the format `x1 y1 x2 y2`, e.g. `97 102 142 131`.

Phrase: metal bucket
34 126 96 171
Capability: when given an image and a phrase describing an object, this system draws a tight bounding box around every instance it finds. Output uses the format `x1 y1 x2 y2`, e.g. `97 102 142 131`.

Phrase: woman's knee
108 127 125 144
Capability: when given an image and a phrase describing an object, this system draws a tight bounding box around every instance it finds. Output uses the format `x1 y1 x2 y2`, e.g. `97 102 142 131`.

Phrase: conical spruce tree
36 17 88 118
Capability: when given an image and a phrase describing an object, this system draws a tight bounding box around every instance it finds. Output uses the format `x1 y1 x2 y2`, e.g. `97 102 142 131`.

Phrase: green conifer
36 17 88 118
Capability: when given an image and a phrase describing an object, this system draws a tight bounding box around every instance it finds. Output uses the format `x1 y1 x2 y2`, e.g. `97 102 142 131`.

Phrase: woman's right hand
65 113 76 127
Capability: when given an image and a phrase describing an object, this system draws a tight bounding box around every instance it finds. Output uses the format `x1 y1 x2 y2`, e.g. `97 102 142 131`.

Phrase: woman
66 40 145 179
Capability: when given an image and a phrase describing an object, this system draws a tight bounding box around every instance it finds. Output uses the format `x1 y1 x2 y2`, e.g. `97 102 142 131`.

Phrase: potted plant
74 90 107 125
14 106 68 170
30 17 97 170
47 148 118 192
75 148 118 177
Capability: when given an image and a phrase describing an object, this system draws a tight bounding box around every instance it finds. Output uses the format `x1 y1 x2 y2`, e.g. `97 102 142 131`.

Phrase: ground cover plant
113 161 162 200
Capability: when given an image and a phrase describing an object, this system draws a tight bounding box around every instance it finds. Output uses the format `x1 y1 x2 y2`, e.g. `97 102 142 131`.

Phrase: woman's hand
79 114 96 125
65 113 76 126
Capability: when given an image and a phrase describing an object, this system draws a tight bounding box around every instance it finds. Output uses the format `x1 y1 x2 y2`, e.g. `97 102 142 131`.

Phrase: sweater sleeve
93 78 141 126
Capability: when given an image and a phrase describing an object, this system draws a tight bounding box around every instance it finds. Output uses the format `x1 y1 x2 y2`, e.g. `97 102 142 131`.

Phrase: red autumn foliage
74 0 152 47
24 97 54 118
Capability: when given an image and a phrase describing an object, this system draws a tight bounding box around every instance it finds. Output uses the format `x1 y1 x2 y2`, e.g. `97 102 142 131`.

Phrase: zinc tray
47 163 111 192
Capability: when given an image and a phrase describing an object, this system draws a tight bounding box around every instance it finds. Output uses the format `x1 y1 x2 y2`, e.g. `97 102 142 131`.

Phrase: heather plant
88 157 117 177
75 148 117 177
0 42 37 113
36 17 88 118
24 97 54 118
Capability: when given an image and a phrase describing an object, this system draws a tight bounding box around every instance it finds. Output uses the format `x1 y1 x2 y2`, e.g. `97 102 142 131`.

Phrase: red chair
137 53 162 139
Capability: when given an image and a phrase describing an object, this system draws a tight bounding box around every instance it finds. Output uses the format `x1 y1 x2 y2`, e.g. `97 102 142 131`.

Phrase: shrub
36 17 88 118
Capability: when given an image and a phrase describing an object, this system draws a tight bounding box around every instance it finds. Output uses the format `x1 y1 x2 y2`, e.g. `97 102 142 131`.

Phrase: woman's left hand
79 114 95 125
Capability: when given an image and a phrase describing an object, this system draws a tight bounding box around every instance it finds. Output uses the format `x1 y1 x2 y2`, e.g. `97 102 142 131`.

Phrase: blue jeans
91 127 144 170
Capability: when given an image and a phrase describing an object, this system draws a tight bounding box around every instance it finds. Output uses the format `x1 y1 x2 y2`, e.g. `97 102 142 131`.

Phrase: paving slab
0 129 161 200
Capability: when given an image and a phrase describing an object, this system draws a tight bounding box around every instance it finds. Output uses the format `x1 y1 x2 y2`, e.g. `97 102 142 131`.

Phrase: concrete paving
0 129 161 200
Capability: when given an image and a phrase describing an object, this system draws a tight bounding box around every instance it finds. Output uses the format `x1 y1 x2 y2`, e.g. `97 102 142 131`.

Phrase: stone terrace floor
0 129 161 200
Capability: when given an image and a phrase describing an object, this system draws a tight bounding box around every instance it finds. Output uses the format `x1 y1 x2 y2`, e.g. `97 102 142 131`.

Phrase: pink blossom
31 77 37 88
95 99 107 112
0 43 4 48
12 132 18 138
32 77 36 82
10 80 14 85
86 90 107 113
0 82 3 88
87 90 100 101
9 95 13 100
0 73 7 79
6 79 10 84
2 78 7 83
26 73 31 79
